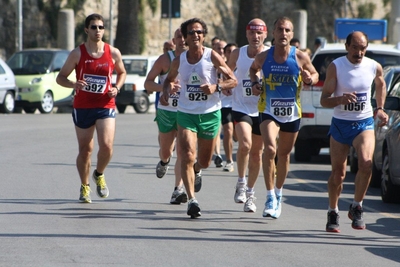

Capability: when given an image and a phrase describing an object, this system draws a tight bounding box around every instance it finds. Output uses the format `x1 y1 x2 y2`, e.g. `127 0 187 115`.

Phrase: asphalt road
0 110 399 267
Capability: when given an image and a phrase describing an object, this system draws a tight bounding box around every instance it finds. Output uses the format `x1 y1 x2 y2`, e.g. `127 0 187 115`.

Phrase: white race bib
83 74 107 94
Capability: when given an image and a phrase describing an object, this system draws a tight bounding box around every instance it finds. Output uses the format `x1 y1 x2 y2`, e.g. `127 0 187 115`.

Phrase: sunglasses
90 25 105 30
188 30 204 35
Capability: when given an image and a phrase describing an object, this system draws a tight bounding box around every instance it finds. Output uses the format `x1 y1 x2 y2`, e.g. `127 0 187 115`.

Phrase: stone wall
0 0 391 60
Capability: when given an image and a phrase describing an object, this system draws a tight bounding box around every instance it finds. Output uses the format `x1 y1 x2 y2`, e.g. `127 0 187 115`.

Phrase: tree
235 0 262 46
114 0 157 54
115 0 140 54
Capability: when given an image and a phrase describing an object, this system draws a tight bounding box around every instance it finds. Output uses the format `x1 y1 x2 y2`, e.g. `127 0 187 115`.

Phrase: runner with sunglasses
56 13 126 203
160 18 237 218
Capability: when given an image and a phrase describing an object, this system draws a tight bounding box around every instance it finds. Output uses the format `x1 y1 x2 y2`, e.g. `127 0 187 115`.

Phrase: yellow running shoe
92 170 109 198
79 184 92 203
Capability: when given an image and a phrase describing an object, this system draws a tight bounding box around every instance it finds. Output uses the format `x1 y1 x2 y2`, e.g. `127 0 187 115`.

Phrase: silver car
0 58 17 113
371 65 400 203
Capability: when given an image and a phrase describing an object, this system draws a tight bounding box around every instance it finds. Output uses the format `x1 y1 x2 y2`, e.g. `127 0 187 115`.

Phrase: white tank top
220 93 232 108
158 51 179 112
177 47 220 114
333 56 377 120
232 45 266 116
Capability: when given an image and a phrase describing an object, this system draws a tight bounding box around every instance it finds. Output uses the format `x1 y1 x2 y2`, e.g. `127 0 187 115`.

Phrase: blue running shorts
73 108 116 129
328 117 374 146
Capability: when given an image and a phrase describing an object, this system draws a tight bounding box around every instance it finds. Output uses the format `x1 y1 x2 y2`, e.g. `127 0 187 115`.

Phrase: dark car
368 65 400 203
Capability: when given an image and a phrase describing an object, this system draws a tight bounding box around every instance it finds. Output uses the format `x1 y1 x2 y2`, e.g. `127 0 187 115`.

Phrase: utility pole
16 0 23 51
169 0 172 39
109 0 114 46
161 0 181 40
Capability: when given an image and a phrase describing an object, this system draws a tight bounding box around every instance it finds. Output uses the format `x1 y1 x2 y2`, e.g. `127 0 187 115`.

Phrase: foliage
139 0 146 54
298 0 309 9
137 0 159 53
38 0 61 40
382 0 390 8
357 2 376 18
64 0 86 13
235 0 262 46
38 0 89 46
147 0 158 15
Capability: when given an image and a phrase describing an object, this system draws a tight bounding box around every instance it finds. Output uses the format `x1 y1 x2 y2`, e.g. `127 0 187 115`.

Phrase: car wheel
23 107 36 113
38 91 54 114
133 93 150 114
0 91 15 113
381 148 400 203
294 139 312 162
117 104 127 114
370 158 381 188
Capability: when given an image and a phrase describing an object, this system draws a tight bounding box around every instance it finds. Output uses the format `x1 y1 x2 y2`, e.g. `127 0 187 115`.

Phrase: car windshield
122 59 148 76
313 52 400 82
7 51 54 75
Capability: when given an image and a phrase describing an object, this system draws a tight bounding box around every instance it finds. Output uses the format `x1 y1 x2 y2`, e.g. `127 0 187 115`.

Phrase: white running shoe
194 170 202 192
170 187 188 204
244 195 256 212
156 160 169 178
262 195 277 218
223 162 234 172
273 195 282 219
234 182 247 203
187 198 201 218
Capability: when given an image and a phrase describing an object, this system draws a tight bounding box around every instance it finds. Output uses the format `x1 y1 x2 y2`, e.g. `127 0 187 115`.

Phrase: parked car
6 48 75 114
368 65 400 202
295 43 400 162
0 58 17 113
113 55 157 114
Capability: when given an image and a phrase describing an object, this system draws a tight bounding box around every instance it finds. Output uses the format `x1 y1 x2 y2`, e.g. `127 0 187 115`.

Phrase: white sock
328 207 339 213
237 177 246 184
267 189 275 197
275 186 282 196
352 200 362 208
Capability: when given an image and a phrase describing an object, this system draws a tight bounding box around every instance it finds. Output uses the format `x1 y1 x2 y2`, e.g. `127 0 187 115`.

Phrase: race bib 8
168 92 180 107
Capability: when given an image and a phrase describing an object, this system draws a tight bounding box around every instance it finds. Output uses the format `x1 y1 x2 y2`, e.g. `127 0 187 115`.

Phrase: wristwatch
115 86 120 93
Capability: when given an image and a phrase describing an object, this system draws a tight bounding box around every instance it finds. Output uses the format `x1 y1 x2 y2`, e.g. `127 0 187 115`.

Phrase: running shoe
214 155 223 168
262 195 277 218
274 195 282 219
79 184 91 203
92 170 109 198
244 195 256 212
326 211 340 233
223 162 234 172
187 198 201 218
194 169 202 193
234 182 247 203
156 160 169 178
170 187 188 204
348 204 366 230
